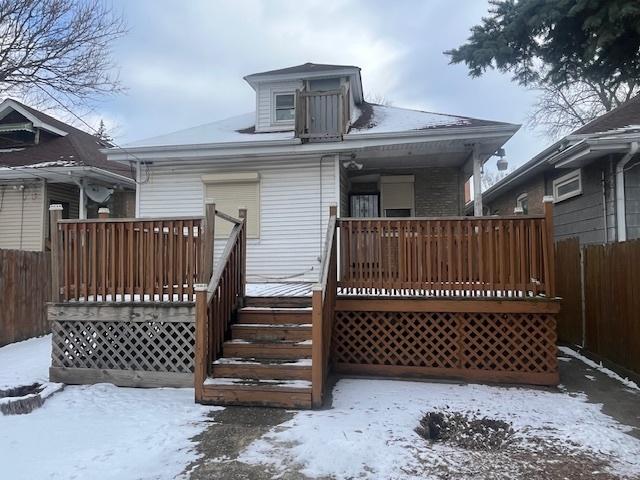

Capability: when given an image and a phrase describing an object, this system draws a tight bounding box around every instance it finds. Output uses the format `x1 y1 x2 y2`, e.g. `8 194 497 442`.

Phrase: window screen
275 94 295 122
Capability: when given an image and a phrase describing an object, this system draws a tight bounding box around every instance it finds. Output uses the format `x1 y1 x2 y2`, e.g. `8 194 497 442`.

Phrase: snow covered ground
239 378 640 479
0 335 217 480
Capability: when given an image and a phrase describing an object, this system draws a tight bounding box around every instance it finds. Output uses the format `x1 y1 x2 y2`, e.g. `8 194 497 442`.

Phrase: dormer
244 63 364 141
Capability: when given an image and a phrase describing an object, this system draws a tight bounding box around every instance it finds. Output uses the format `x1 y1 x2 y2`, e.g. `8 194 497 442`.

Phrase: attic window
274 93 295 122
516 193 528 214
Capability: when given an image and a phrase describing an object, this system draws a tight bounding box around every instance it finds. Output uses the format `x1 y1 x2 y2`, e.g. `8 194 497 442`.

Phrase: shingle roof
245 62 359 78
0 99 131 178
574 93 640 134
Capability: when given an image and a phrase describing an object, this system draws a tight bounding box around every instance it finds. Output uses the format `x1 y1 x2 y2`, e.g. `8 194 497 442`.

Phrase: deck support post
49 204 63 302
200 201 215 283
472 144 483 217
194 283 208 403
543 196 556 297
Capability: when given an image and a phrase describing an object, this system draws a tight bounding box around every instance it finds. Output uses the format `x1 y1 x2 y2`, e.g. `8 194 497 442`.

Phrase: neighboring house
482 94 640 244
106 62 519 282
0 99 135 251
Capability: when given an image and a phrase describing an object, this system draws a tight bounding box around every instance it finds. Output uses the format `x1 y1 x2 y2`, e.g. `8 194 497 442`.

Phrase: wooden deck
48 202 560 409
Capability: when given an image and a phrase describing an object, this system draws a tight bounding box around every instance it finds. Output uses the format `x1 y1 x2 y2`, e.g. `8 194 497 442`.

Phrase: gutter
616 141 638 241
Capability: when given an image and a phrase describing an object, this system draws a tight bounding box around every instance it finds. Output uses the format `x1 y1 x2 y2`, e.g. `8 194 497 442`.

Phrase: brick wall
347 167 464 216
487 176 546 215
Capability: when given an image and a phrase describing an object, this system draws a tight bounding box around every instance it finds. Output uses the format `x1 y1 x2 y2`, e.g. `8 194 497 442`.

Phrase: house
482 94 640 244
106 62 520 282
47 63 560 409
0 99 135 251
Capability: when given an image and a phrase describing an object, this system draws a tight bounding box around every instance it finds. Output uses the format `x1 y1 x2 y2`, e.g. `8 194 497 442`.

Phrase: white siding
0 182 45 251
138 157 337 282
255 80 303 132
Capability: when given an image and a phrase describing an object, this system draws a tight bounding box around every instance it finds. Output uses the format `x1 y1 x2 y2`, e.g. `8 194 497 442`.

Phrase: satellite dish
85 184 113 204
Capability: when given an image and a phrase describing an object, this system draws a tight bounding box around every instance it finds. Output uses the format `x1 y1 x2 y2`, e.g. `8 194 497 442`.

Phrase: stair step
231 323 312 341
201 377 312 408
212 357 312 381
237 307 312 325
244 297 312 308
223 339 312 359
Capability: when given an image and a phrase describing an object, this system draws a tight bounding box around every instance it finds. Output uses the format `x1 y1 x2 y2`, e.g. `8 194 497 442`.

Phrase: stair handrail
311 204 338 407
194 206 247 403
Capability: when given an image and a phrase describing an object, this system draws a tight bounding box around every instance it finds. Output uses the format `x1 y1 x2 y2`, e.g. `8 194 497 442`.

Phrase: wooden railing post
200 201 215 283
238 207 247 299
98 207 110 219
194 283 208 403
311 286 323 407
543 196 556 297
49 204 63 302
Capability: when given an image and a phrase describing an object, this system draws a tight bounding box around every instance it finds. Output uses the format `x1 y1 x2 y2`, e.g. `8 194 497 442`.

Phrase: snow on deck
0 335 217 480
246 282 313 297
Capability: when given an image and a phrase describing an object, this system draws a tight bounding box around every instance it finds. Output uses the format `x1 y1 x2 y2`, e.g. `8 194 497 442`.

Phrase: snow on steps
212 357 312 381
201 377 313 408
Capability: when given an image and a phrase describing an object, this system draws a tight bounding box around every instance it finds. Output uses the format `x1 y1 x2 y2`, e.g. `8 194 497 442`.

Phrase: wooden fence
53 216 207 302
338 212 555 298
0 249 51 347
555 238 640 375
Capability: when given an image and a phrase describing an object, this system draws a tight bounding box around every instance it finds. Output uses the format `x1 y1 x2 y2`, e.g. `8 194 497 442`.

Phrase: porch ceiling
350 136 508 170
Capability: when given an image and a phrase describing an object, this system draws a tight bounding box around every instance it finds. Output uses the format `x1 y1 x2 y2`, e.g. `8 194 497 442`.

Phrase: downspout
616 141 638 241
72 178 86 219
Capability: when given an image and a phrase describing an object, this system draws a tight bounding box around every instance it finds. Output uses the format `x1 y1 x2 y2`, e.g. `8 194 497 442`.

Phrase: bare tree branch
0 0 126 109
526 77 640 139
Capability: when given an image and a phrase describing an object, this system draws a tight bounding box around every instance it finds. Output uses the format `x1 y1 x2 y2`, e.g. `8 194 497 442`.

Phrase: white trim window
273 92 295 123
516 193 528 214
552 169 582 203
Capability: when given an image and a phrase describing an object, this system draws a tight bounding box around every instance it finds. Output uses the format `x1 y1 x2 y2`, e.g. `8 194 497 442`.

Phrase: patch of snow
204 378 311 389
350 104 472 135
0 334 218 479
126 112 295 148
559 346 640 391
0 382 63 407
0 335 51 389
24 160 78 168
239 379 640 479
585 374 597 382
297 340 312 345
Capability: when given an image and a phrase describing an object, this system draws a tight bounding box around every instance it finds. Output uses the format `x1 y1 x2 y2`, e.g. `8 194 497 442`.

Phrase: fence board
0 249 51 346
555 238 640 375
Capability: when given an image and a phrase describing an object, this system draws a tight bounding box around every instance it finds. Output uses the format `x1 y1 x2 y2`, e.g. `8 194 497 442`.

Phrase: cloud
87 0 547 167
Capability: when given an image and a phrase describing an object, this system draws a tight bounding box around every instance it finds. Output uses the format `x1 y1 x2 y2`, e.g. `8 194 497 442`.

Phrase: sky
84 0 548 172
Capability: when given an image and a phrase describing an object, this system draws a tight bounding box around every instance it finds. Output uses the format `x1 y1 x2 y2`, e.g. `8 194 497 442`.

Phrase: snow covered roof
126 104 511 149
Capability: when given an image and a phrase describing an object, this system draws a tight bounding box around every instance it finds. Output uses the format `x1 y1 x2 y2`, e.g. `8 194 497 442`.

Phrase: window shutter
203 173 260 238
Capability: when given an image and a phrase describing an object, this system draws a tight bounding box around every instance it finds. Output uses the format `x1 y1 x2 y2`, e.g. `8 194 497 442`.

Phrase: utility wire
31 85 151 184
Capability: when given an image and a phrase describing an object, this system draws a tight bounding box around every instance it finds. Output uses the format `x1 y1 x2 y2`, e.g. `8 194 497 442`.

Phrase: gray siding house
482 94 640 244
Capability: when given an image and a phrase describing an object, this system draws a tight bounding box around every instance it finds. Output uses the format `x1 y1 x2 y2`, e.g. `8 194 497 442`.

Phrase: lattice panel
333 311 557 374
51 320 195 373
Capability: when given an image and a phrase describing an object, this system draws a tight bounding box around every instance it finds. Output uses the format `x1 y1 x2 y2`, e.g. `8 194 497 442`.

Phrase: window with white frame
274 93 295 122
516 193 528 214
552 169 582 203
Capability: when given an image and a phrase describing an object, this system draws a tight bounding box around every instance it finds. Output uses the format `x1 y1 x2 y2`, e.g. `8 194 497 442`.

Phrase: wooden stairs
200 297 314 408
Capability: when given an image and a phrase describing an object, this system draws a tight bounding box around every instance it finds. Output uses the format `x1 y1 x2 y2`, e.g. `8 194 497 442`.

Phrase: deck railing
194 207 246 402
49 209 208 302
295 86 350 140
311 205 338 407
338 203 556 298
